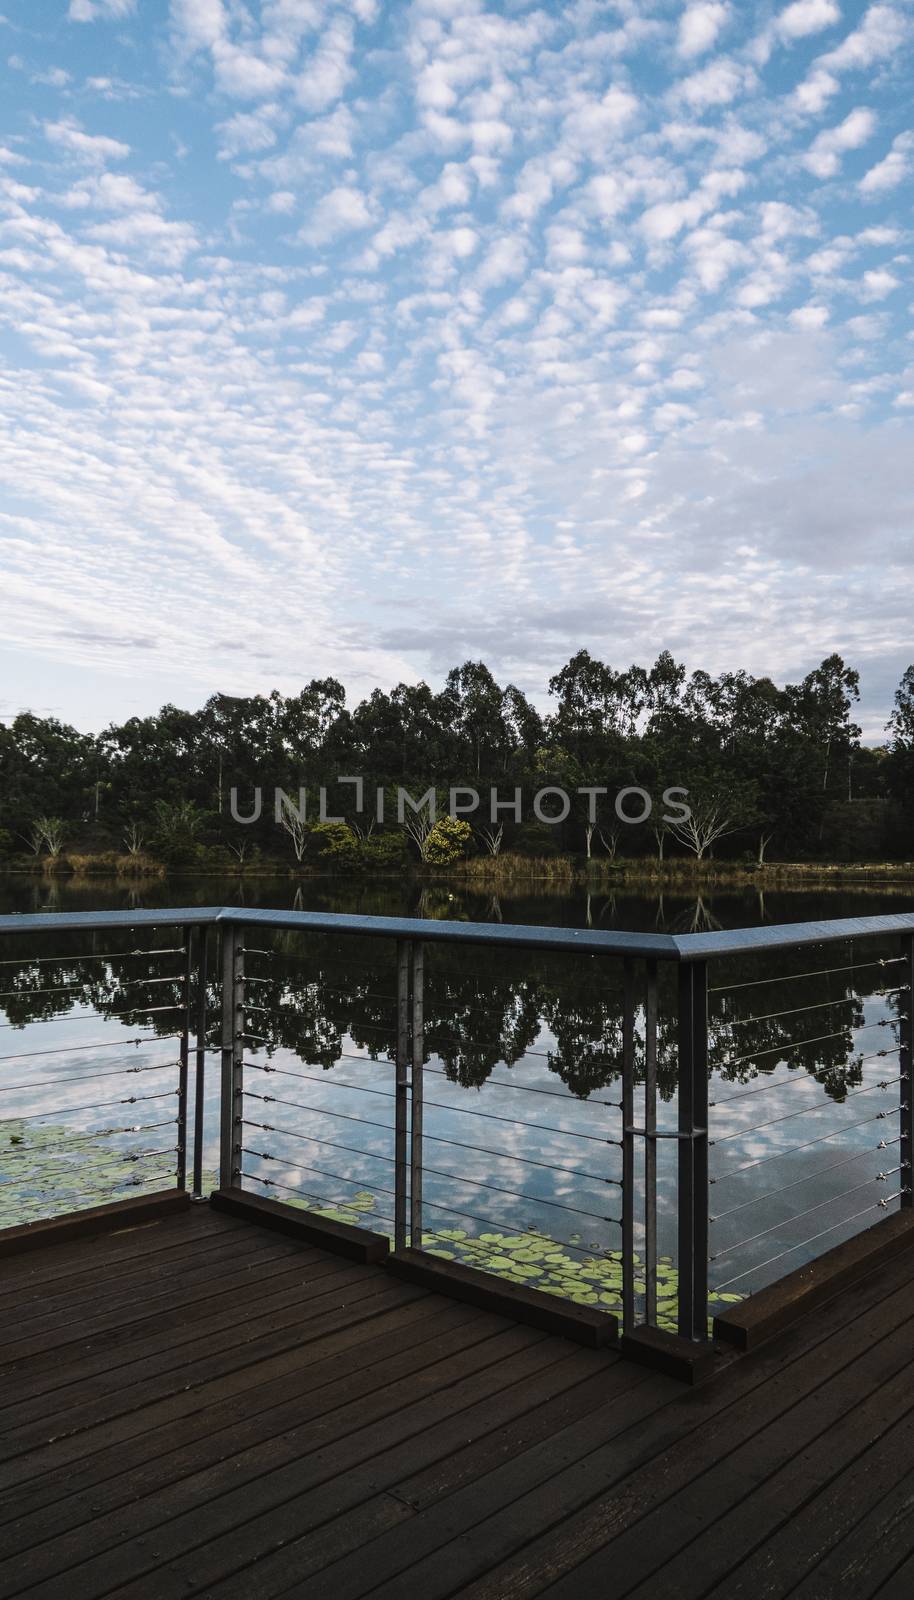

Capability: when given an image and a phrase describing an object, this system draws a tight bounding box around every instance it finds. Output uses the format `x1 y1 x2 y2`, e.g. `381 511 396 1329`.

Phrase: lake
3 872 912 1329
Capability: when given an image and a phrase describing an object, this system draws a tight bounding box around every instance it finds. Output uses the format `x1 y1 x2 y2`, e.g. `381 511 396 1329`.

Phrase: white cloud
3 0 913 731
677 58 754 111
790 302 830 328
677 3 731 60
820 3 907 70
299 183 375 243
802 107 876 177
793 5 908 114
69 0 136 19
860 266 900 299
296 17 355 112
170 0 226 52
776 0 841 41
45 118 130 164
859 131 913 195
218 106 283 159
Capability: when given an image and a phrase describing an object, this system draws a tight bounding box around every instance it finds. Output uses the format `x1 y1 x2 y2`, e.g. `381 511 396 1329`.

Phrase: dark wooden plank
871 1550 914 1598
789 1474 914 1600
0 1256 398 1411
0 1290 446 1538
0 1276 425 1441
2 1232 306 1347
466 1285 914 1600
0 1219 284 1322
388 1249 617 1347
0 1245 341 1368
612 1333 914 1600
292 1248 914 1600
714 1208 914 1350
697 1396 914 1600
211 1187 389 1262
0 1273 438 1484
1 1323 550 1600
0 1207 245 1295
2 1297 481 1502
190 1357 652 1600
47 1336 583 1600
0 1189 190 1258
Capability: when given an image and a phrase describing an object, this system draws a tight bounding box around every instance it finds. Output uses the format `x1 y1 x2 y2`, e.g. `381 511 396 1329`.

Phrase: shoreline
4 853 914 891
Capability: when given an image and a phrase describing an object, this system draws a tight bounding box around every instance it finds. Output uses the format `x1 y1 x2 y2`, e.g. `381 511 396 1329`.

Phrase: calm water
2 873 912 1322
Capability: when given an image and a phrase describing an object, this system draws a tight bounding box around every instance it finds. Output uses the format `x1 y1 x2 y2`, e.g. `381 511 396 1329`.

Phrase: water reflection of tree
0 928 903 1110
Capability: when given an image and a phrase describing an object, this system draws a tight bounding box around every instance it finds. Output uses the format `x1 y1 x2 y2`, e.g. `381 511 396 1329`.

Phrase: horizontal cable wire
0 974 187 1001
8 1142 178 1172
244 1119 618 1217
243 1061 618 1144
0 1061 181 1093
0 1032 182 1065
711 1193 905 1290
710 1109 902 1181
245 1005 616 1078
243 1034 389 1064
420 1062 621 1108
718 1017 904 1072
708 957 905 995
710 988 906 1030
0 1089 180 1126
1 1000 190 1031
2 1119 179 1158
245 975 397 1009
0 946 187 968
241 1146 399 1200
244 1089 613 1184
21 1171 176 1204
712 1050 901 1106
408 1192 621 1254
242 1119 395 1168
414 1163 620 1220
242 1169 397 1231
710 1144 890 1221
710 1077 902 1143
710 1173 890 1259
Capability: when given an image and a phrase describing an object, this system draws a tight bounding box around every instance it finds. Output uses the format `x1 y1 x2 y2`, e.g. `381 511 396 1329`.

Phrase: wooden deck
2 1205 914 1600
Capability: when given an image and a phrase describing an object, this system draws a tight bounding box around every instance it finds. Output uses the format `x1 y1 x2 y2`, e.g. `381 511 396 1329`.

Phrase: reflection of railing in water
1 906 913 1350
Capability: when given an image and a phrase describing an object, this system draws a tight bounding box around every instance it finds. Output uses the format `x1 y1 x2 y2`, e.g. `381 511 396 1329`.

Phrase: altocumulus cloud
0 0 911 737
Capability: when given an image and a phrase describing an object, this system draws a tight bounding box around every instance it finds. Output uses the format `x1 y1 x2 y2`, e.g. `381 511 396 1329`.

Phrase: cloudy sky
0 1 912 737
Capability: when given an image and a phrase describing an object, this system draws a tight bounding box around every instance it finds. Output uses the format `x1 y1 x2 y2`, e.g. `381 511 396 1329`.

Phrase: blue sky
0 0 911 737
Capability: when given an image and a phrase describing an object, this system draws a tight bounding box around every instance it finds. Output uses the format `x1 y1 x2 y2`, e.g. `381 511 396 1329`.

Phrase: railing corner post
176 930 192 1191
678 958 709 1342
192 925 209 1199
395 938 410 1251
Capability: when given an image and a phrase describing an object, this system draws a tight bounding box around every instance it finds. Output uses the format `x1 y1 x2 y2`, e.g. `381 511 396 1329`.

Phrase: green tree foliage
0 654 907 866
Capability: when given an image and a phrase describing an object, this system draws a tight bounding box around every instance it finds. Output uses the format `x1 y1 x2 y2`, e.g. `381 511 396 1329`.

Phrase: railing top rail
1 905 914 961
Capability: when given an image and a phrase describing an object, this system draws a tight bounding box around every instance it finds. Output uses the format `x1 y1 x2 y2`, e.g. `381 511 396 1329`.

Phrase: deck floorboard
3 1204 914 1600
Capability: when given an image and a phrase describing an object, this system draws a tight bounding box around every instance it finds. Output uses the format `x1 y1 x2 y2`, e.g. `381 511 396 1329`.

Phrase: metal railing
1 905 913 1346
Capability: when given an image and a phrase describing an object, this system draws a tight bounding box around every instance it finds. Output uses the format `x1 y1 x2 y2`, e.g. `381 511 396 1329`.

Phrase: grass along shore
4 847 914 890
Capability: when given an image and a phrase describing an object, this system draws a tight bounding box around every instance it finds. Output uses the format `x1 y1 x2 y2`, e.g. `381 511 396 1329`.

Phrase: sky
0 0 912 740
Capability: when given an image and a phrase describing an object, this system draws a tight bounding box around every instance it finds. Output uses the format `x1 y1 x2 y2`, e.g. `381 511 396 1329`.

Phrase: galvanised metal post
644 959 659 1327
395 939 410 1251
900 933 914 1207
678 958 709 1342
410 942 425 1247
192 926 209 1199
176 932 192 1190
621 958 636 1335
220 925 245 1191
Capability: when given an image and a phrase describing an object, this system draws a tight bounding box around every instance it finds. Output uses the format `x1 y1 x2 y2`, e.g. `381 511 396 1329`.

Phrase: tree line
2 651 913 870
